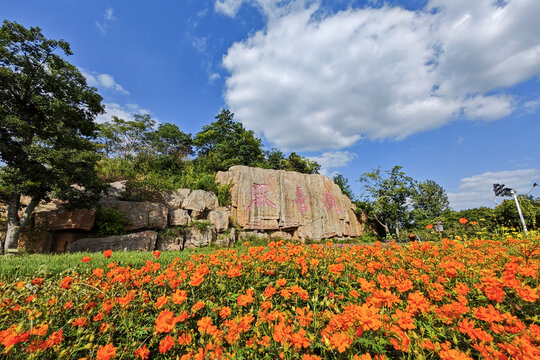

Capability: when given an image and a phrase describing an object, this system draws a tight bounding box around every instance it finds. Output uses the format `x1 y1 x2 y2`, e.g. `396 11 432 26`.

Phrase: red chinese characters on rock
247 184 277 211
322 191 342 214
293 186 308 214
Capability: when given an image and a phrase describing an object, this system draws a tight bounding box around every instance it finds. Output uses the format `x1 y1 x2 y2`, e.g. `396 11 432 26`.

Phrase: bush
94 206 131 237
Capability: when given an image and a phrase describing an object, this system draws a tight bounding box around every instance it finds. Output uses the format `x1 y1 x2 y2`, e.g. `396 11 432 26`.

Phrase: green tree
0 21 104 253
494 195 538 230
358 166 415 238
149 122 192 159
411 179 450 224
193 109 264 172
97 114 155 158
285 152 320 174
333 173 354 200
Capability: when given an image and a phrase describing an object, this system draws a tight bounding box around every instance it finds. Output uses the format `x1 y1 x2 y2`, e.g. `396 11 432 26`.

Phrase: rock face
67 230 158 252
169 209 191 226
184 226 216 248
182 190 219 214
216 166 364 240
46 208 96 231
114 201 168 231
208 208 230 232
163 188 191 210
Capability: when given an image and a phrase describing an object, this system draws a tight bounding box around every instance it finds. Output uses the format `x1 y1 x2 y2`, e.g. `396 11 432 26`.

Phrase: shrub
94 206 131 237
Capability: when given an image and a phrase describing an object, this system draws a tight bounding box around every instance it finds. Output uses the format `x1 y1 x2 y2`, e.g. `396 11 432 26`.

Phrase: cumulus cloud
308 151 357 176
447 169 540 210
217 0 540 151
80 69 129 94
96 8 116 35
95 103 153 124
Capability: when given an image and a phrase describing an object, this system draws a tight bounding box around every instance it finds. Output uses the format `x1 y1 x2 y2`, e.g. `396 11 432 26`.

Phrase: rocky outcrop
216 166 364 240
163 188 191 210
184 225 216 248
46 208 96 231
169 209 191 226
67 230 158 252
182 190 219 214
114 201 168 231
208 208 230 232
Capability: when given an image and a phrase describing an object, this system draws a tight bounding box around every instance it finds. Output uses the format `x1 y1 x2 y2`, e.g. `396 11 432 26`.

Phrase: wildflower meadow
1 233 539 359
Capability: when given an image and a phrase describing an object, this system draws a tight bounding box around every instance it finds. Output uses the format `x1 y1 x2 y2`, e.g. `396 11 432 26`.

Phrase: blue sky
4 0 540 209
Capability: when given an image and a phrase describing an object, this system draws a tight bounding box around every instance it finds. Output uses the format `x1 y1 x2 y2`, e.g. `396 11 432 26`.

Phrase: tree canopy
0 20 104 253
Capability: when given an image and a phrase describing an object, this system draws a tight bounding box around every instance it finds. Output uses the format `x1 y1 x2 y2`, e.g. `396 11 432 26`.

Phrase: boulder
190 209 205 220
46 208 96 231
114 201 168 231
216 166 365 240
163 188 191 210
169 209 191 226
216 228 236 247
182 190 219 213
156 231 184 251
67 230 158 252
208 208 230 232
184 225 216 248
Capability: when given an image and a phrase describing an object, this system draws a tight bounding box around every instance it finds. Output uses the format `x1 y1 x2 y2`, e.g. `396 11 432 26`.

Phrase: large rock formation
114 201 168 231
67 230 158 252
216 166 364 240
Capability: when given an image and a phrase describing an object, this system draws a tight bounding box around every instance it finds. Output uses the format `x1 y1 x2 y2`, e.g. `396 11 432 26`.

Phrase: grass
0 246 223 280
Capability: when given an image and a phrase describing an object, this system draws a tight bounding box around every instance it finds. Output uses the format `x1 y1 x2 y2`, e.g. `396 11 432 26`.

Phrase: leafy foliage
333 173 354 200
358 166 415 238
0 20 104 252
93 206 130 237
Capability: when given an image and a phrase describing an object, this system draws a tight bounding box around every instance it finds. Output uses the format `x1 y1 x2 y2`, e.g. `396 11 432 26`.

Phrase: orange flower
60 276 74 290
426 224 433 230
290 329 310 349
192 301 205 312
172 289 188 305
103 249 112 258
96 343 117 360
159 335 175 353
329 331 352 353
153 250 161 259
459 218 468 224
134 345 150 359
155 295 169 309
81 257 91 263
72 317 88 327
276 278 287 287
178 332 192 345
155 310 177 333
295 307 313 327
220 306 232 319
93 268 104 277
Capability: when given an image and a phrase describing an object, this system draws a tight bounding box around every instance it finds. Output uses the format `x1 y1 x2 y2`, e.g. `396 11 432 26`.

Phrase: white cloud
218 0 540 151
192 36 208 53
447 169 540 210
96 103 153 124
96 8 116 35
308 151 357 176
209 73 221 83
215 0 245 16
80 69 129 94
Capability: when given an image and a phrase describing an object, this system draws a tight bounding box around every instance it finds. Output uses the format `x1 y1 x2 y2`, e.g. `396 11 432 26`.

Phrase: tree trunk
395 221 400 240
3 194 40 254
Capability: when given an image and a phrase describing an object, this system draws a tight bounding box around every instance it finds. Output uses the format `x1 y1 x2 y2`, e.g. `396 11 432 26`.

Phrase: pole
512 190 528 237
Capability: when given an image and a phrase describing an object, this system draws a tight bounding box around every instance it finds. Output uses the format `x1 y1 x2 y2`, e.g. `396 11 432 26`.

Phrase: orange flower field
0 238 539 359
